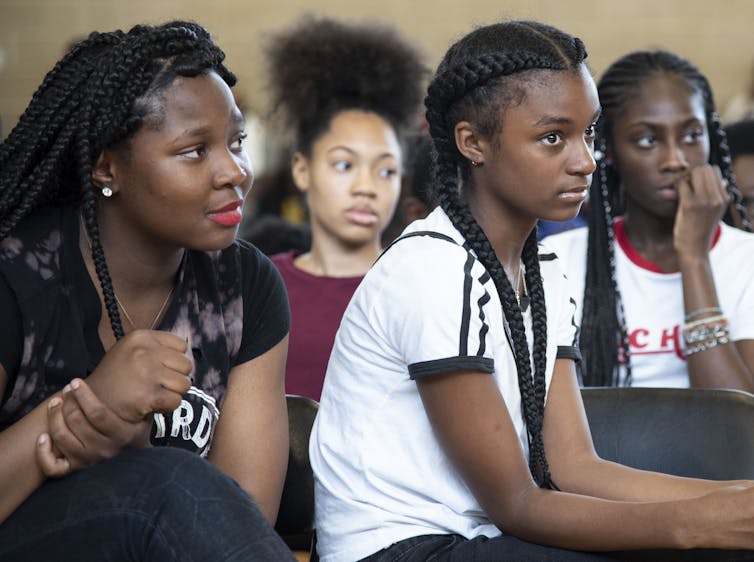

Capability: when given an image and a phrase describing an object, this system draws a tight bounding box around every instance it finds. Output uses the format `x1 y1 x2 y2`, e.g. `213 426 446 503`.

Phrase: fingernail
49 397 61 409
63 384 71 394
71 379 80 390
38 434 48 445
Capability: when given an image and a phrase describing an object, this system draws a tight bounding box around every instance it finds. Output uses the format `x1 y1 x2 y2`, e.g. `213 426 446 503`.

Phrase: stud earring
101 184 113 197
470 160 482 167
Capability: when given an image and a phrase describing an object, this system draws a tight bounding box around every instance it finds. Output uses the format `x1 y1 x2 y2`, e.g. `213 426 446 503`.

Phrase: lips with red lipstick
345 206 379 226
208 200 243 226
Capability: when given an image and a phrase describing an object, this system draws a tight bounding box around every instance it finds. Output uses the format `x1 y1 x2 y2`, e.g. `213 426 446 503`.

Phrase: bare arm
674 165 754 391
0 362 53 524
416 361 754 551
208 336 289 526
543 359 749 501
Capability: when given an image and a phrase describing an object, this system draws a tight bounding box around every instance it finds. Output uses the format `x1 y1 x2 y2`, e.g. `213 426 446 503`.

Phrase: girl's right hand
37 379 152 477
86 330 193 423
673 164 728 261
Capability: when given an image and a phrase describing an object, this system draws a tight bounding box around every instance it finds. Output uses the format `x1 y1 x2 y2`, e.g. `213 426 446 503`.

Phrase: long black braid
582 50 752 387
0 20 235 340
424 21 588 488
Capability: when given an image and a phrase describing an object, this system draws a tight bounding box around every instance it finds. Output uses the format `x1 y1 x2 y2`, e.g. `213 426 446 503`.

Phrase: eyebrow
174 114 246 140
327 146 399 159
630 116 705 129
534 109 601 127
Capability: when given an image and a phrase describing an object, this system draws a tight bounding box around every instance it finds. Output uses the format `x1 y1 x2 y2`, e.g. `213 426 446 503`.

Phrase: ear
453 120 486 165
290 152 311 193
91 150 119 194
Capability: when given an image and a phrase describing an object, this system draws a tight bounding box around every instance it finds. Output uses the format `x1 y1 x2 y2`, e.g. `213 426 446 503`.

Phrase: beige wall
2 0 754 138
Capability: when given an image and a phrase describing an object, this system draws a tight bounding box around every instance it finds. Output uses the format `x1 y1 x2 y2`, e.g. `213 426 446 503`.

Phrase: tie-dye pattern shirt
0 205 290 456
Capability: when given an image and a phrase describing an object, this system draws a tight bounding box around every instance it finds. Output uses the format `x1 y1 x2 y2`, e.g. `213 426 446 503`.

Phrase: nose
351 165 377 198
567 138 597 176
660 141 689 173
214 150 252 192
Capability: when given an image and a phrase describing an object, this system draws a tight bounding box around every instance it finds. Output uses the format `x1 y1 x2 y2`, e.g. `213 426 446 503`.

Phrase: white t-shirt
310 208 580 562
545 219 754 387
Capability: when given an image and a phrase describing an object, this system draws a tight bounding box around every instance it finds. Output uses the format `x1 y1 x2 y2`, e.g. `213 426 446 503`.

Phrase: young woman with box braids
0 20 294 561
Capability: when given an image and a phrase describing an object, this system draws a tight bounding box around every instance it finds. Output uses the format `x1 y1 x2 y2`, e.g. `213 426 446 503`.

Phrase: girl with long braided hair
547 51 754 392
310 21 754 561
0 21 295 560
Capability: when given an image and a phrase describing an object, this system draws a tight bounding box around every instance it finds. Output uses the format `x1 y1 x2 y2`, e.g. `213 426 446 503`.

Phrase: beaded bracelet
684 307 723 322
684 333 731 357
683 322 729 345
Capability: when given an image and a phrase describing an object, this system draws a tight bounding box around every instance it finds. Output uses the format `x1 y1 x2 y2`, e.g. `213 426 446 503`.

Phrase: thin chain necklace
513 261 524 306
80 215 175 330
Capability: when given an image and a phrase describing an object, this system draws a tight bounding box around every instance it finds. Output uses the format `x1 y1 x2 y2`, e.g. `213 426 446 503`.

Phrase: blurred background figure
724 119 754 223
263 15 427 401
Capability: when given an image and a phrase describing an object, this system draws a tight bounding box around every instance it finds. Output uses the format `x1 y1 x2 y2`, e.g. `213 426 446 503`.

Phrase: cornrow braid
425 20 588 488
0 20 235 339
582 49 750 386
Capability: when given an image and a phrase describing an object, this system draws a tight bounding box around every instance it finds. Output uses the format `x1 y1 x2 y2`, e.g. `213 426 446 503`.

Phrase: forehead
616 73 706 124
502 67 600 127
316 110 401 155
149 72 241 131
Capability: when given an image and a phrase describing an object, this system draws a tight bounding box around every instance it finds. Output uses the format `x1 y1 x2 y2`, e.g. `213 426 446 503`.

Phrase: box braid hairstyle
0 20 235 341
264 15 426 159
424 20 588 489
582 50 752 387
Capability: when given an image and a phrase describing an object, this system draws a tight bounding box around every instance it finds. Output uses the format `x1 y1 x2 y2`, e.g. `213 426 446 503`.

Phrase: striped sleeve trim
409 356 495 379
557 345 581 362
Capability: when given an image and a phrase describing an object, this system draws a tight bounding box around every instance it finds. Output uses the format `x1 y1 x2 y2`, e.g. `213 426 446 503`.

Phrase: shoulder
540 226 588 258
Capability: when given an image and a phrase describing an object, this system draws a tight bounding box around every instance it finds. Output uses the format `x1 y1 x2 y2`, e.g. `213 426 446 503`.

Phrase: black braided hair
0 20 235 340
264 15 427 155
582 50 752 387
425 20 588 488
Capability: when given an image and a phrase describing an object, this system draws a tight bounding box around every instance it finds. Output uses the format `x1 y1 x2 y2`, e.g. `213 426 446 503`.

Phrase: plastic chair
580 387 754 479
275 394 319 562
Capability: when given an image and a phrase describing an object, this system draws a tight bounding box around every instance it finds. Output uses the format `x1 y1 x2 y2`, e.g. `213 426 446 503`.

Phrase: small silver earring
101 184 113 197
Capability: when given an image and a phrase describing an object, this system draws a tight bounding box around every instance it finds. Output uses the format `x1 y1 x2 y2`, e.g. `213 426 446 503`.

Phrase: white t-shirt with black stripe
310 207 580 562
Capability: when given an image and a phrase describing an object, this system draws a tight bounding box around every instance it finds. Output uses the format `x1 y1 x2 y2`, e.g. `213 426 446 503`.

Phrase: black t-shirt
0 205 290 456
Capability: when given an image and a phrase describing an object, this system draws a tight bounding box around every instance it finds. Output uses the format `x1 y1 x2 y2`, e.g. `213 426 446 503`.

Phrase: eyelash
179 132 247 159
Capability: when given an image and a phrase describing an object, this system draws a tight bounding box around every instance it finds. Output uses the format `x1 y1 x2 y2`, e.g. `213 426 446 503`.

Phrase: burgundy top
271 251 363 401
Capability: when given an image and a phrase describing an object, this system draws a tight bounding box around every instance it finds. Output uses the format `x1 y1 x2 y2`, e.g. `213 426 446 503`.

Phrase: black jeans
0 447 295 561
361 533 754 562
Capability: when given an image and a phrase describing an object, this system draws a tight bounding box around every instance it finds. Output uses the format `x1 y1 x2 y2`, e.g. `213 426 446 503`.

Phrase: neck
294 230 381 277
467 189 534 271
622 201 676 254
85 207 184 295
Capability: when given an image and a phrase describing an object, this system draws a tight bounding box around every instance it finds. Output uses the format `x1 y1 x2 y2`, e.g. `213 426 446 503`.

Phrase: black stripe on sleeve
475 286 491 357
557 345 582 362
539 252 557 261
458 252 475 356
409 356 495 379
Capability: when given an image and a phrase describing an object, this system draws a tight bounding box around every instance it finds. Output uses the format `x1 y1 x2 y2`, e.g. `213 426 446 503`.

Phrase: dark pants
0 447 295 562
361 533 754 562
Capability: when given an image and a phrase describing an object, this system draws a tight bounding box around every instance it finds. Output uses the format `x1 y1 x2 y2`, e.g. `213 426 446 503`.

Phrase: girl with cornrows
547 50 754 392
310 21 754 561
0 21 295 560
265 16 426 401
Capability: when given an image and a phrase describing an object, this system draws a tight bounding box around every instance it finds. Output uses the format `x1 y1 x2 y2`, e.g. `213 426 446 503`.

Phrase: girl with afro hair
265 16 427 401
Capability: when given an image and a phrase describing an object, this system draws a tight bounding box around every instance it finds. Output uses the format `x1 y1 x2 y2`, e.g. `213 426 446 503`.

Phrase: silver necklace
80 215 174 330
513 262 524 306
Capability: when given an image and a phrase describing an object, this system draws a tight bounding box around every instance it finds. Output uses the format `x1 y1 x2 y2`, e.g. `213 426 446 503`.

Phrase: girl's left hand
37 379 152 477
673 164 728 260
